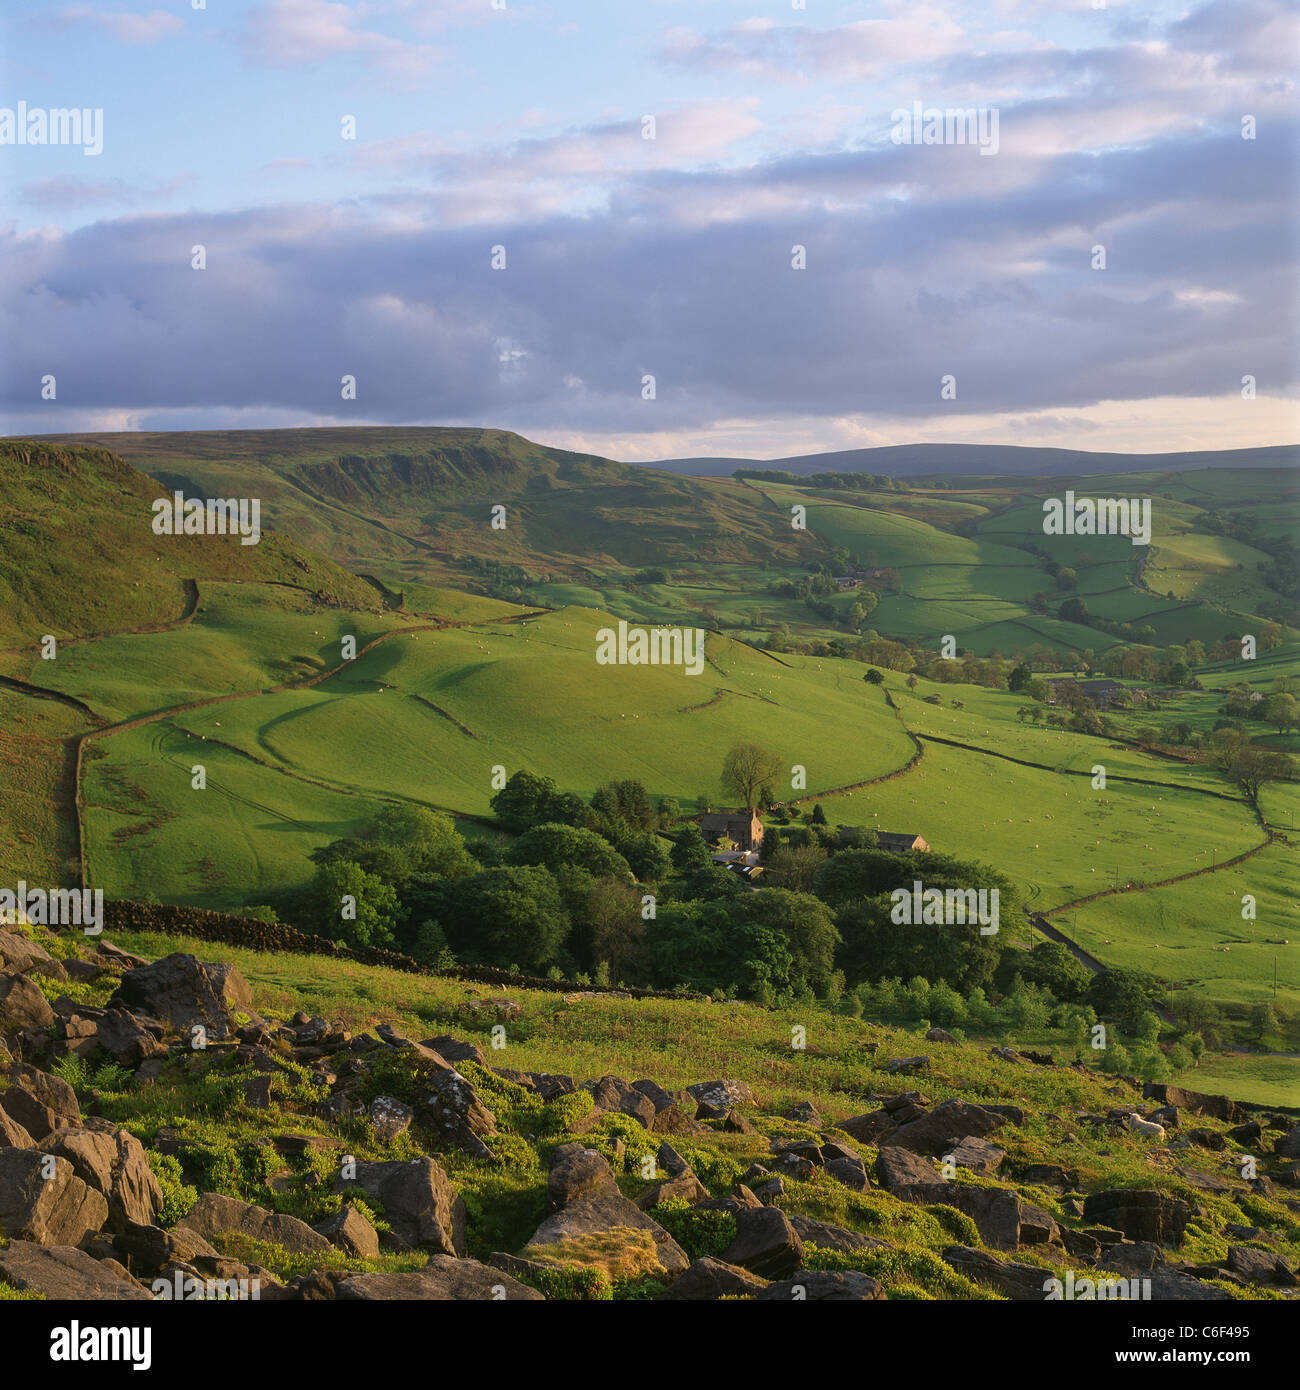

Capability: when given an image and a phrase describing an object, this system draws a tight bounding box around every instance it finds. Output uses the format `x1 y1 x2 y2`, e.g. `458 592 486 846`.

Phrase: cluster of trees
1219 681 1299 735
272 772 1289 1056
849 948 1210 1079
283 752 1039 1010
1205 727 1296 798
286 788 664 978
733 469 906 491
460 555 542 603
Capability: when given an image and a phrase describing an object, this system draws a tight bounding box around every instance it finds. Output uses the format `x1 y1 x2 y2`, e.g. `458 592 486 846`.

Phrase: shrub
146 1150 199 1229
650 1198 737 1261
514 1263 612 1300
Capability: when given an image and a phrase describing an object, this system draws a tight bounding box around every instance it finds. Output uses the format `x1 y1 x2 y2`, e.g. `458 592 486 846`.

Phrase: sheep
1125 1113 1167 1141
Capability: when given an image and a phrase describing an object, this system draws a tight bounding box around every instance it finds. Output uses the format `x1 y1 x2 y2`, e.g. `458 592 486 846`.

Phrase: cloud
660 10 967 82
2 0 1295 455
1 112 1293 446
19 175 194 214
238 0 441 78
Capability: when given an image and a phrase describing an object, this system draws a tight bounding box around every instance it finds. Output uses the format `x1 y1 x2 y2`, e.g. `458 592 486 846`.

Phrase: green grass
90 925 1300 1287
1055 840 1299 1017
812 684 1263 912
79 607 916 903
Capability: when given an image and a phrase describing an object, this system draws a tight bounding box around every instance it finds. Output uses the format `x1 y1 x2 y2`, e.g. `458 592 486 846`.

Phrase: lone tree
720 740 782 810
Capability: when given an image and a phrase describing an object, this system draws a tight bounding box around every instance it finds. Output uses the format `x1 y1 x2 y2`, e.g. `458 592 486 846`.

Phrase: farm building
876 832 930 853
1046 678 1124 709
711 848 764 883
700 810 765 852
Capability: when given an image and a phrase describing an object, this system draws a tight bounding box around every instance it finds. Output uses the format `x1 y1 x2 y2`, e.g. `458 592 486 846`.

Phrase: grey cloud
2 114 1293 438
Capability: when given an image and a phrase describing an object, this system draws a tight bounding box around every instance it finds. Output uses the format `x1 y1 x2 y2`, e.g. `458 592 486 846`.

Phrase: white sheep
1125 1113 1166 1141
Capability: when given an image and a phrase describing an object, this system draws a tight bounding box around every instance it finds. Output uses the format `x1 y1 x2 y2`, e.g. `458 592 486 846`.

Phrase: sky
1 0 1297 461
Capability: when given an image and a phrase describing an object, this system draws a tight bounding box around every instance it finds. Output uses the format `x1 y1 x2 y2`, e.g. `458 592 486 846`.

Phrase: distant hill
644 442 1300 479
16 427 812 580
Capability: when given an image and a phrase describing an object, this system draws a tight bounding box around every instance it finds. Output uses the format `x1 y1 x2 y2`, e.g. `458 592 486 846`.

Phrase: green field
2 437 1296 1092
74 607 917 902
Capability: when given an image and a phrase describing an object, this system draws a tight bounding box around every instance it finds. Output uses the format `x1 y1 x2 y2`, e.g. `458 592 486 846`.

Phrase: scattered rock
884 1098 1007 1155
0 1241 151 1300
884 1055 929 1074
1019 1163 1072 1187
1142 1084 1240 1124
421 1034 488 1067
0 1148 108 1245
108 953 251 1042
416 1067 497 1158
0 932 60 973
523 1193 690 1279
686 1079 754 1111
111 1220 218 1275
942 1245 1048 1300
55 1007 168 1068
788 1215 889 1253
840 1109 898 1144
756 1271 885 1301
657 1257 769 1300
874 1146 940 1199
547 1143 620 1209
1100 1241 1164 1274
0 1099 34 1148
720 1205 803 1279
1017 1203 1061 1246
825 1153 870 1191
1226 1245 1296 1287
368 1096 414 1144
0 972 54 1030
1082 1189 1193 1246
337 1255 544 1300
47 1123 163 1232
946 1136 1005 1176
336 1158 466 1256
313 1206 380 1259
587 1075 657 1129
177 1193 330 1256
637 1171 710 1209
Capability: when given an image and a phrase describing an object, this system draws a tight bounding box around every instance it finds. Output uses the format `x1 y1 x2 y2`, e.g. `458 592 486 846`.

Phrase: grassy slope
87 925 1300 1278
0 441 382 650
26 429 816 587
76 609 916 903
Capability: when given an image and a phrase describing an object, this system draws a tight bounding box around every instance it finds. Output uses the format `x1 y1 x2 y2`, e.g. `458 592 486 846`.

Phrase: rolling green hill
0 436 1295 1094
25 428 816 585
0 440 383 651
